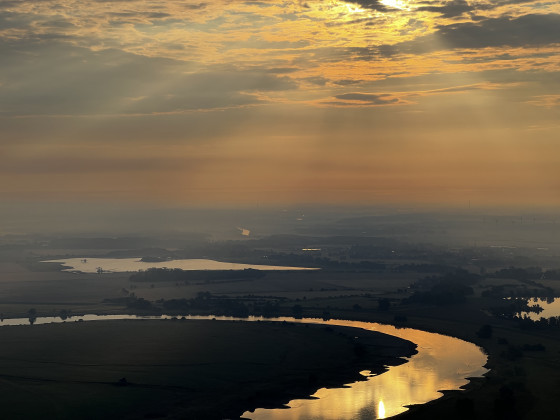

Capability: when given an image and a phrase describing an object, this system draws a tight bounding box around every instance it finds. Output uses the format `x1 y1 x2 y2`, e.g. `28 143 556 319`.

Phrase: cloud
322 92 406 107
526 95 560 108
434 14 560 48
345 0 389 12
408 82 518 98
416 0 482 18
416 0 542 18
0 39 296 116
1 1 559 119
107 11 171 20
371 13 560 57
315 80 522 108
0 156 201 174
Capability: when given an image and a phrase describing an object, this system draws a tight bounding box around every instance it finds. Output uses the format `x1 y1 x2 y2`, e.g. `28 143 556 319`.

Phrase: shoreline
233 323 417 419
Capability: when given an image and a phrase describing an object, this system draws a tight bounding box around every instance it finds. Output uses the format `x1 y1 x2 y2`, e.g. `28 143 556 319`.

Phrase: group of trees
514 315 560 330
25 308 74 325
261 252 386 271
405 270 479 305
490 297 543 319
106 292 286 318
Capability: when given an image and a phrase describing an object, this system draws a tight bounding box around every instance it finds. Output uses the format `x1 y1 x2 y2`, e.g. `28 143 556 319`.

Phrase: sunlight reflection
378 400 386 419
246 318 488 419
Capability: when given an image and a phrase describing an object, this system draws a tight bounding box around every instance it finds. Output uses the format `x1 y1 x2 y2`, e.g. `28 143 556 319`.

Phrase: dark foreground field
0 319 415 419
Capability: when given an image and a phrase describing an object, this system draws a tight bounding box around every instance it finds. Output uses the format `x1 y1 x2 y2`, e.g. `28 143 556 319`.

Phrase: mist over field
2 202 559 252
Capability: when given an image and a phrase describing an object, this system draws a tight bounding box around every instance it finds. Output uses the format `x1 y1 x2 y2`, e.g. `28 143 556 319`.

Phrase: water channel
1 314 488 419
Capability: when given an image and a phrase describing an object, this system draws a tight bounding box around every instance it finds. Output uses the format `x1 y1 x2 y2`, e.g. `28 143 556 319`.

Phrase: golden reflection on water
42 257 317 273
245 318 487 420
378 400 386 419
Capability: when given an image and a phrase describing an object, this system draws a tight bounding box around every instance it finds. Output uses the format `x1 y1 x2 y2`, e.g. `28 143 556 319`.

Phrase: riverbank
0 318 416 419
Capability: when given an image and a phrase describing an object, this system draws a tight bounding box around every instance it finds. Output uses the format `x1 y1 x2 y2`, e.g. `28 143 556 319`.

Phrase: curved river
1 314 487 419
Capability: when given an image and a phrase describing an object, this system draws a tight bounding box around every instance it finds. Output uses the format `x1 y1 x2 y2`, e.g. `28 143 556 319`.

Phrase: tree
28 308 37 325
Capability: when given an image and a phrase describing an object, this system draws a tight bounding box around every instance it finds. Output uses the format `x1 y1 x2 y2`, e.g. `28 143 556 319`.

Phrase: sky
1 0 559 209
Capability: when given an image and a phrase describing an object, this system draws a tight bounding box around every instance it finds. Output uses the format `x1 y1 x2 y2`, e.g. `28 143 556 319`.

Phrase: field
0 319 414 419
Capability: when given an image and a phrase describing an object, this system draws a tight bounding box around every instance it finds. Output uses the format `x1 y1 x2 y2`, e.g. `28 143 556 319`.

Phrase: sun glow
345 4 365 14
380 0 407 10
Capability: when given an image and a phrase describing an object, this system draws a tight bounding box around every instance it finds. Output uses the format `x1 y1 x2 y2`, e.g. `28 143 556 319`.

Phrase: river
0 314 487 419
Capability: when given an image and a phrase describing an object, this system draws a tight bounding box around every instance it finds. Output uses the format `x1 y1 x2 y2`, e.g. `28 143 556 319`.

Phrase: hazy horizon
1 202 559 256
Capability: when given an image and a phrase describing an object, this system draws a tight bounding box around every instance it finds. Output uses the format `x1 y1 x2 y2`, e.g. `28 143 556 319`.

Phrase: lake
2 314 487 419
42 257 318 273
